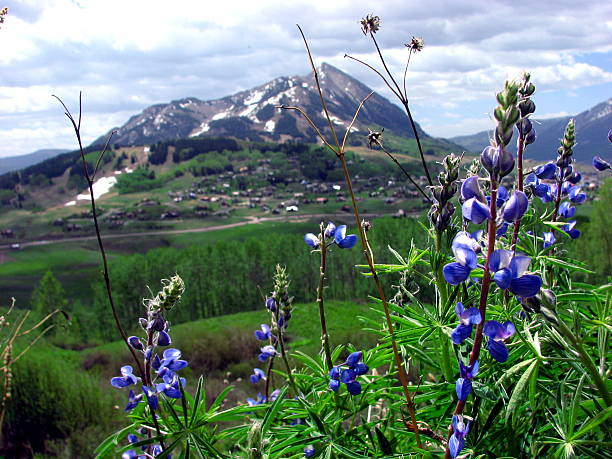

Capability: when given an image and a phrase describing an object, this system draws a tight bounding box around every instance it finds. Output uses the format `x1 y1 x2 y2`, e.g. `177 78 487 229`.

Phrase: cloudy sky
1 0 611 158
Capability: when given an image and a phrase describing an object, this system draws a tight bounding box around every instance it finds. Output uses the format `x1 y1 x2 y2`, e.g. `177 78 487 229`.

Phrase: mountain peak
93 63 428 147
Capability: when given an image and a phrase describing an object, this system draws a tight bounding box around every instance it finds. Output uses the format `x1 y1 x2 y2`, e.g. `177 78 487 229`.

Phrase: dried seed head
405 36 424 52
367 128 384 148
360 14 380 35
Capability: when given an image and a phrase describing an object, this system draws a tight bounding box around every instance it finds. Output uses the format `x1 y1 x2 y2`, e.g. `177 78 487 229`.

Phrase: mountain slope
93 63 453 152
0 149 70 175
450 98 612 163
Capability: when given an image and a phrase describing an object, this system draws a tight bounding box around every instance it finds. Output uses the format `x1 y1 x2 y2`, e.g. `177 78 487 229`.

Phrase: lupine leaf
374 426 393 455
208 385 233 415
189 375 206 427
94 424 137 458
506 360 538 421
261 386 287 435
570 406 612 441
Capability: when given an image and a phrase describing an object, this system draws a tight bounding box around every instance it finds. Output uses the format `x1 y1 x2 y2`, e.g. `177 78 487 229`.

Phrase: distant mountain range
450 98 612 163
93 62 456 152
0 149 70 175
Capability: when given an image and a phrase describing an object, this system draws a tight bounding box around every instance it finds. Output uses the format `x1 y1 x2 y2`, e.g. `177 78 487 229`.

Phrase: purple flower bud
157 330 171 346
516 118 532 136
304 445 316 458
592 155 611 172
127 336 144 351
502 191 529 222
266 297 276 312
460 176 483 201
482 146 514 179
525 128 537 145
567 171 581 184
535 162 557 180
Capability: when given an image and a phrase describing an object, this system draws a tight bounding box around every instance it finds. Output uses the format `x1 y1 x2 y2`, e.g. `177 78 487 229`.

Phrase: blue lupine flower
157 348 188 375
266 297 276 312
127 336 144 351
254 324 272 341
328 352 368 395
334 225 357 249
258 345 277 362
156 373 186 399
449 415 470 458
592 155 611 171
122 450 138 459
269 389 281 402
490 250 542 298
484 320 516 362
558 201 576 218
443 232 479 285
543 231 555 248
304 445 316 458
456 359 479 401
142 385 159 410
451 302 481 345
246 393 267 406
535 162 557 180
461 197 491 224
157 330 171 346
562 220 581 239
304 233 320 248
502 191 529 222
250 368 266 384
111 365 138 388
124 389 143 412
525 172 538 187
127 433 138 444
568 186 586 204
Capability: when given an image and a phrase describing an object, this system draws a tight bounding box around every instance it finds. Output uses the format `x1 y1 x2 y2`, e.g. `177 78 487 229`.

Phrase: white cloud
1 0 611 156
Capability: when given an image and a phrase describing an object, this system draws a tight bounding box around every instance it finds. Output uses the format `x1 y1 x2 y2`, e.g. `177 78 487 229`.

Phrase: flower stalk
315 222 334 371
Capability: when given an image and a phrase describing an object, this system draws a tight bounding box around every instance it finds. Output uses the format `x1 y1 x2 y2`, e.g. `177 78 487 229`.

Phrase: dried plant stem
53 94 145 379
316 225 333 371
289 26 423 448
445 181 498 458
378 144 431 203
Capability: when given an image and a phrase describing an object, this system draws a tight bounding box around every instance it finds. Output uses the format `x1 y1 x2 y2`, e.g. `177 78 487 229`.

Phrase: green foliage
5 347 117 456
31 270 68 316
115 167 164 194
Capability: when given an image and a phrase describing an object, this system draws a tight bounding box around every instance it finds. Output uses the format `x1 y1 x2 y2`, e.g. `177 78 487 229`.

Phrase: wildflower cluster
328 351 368 395
591 129 611 172
305 221 357 250
110 276 187 454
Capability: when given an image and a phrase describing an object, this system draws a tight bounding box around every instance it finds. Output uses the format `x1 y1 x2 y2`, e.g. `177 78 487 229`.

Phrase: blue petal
304 233 319 248
535 162 557 180
462 197 491 224
455 302 465 317
451 324 473 345
337 234 357 249
329 379 340 391
543 231 555 248
509 274 542 298
461 176 482 201
454 246 478 269
345 380 362 395
502 191 529 222
449 435 465 459
157 331 171 346
111 377 131 388
488 338 509 362
493 268 513 290
456 378 472 401
483 320 502 339
324 222 336 238
354 362 369 376
592 155 611 171
340 369 356 384
329 366 341 380
167 359 188 372
443 263 472 285
334 225 347 244
490 249 512 272
346 351 362 368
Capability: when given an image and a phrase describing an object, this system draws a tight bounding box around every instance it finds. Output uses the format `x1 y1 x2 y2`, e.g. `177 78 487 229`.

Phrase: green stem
277 329 298 395
435 231 453 382
316 226 333 371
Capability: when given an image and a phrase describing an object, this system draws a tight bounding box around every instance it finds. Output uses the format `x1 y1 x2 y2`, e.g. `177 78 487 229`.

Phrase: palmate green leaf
188 432 226 458
539 256 594 274
261 386 288 435
472 381 499 402
94 424 137 458
506 359 539 421
189 375 206 427
570 406 612 441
